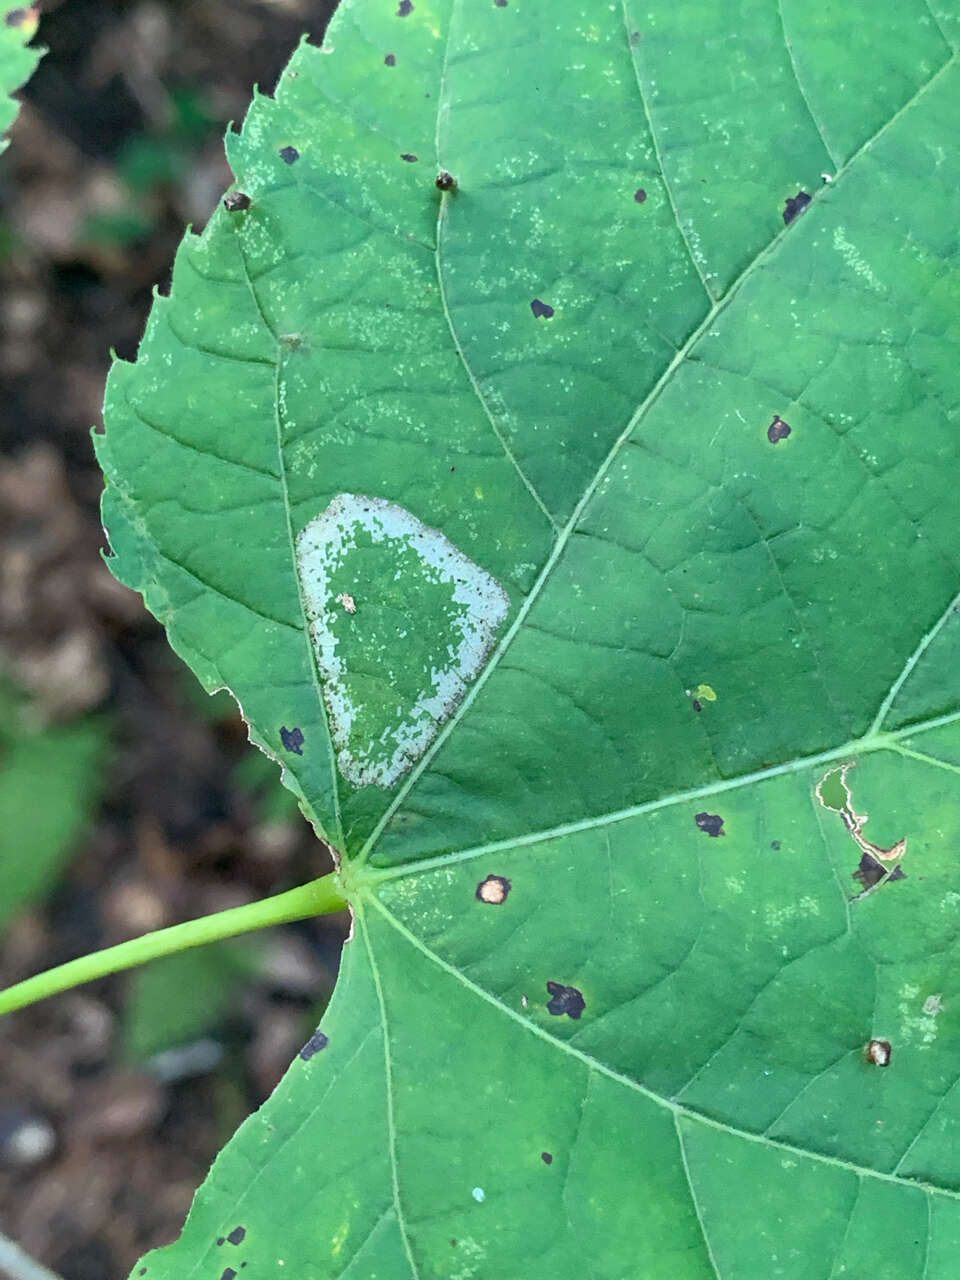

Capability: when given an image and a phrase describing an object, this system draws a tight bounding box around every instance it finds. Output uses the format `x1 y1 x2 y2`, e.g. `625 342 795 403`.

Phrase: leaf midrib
356 45 959 865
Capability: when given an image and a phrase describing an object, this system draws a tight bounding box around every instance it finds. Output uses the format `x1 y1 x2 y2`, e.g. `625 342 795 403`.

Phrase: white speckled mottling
296 494 509 788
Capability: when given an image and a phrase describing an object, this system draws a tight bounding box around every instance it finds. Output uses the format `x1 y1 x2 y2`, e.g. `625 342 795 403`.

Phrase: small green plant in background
0 4 42 154
5 0 960 1276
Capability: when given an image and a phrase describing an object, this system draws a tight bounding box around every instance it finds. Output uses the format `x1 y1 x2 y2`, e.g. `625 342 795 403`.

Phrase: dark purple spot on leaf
4 7 32 27
695 812 725 838
691 698 702 713
436 170 457 191
782 191 811 225
630 29 641 47
279 146 300 165
541 1151 553 1164
476 874 510 905
397 0 413 14
221 1270 238 1280
299 1030 329 1061
216 1239 224 1247
853 852 885 891
223 192 251 212
494 0 508 6
546 982 585 1020
770 840 781 851
634 188 647 203
530 298 554 319
384 52 396 65
767 415 791 444
888 865 907 882
400 153 418 163
227 1228 246 1246
866 1038 892 1067
280 726 304 755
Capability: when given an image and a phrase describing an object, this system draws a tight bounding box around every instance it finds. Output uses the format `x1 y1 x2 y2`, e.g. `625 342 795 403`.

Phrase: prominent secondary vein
367 894 960 1204
869 586 960 734
358 51 958 865
776 0 840 168
232 229 346 850
620 0 715 302
368 704 960 882
358 907 424 1280
433 0 559 532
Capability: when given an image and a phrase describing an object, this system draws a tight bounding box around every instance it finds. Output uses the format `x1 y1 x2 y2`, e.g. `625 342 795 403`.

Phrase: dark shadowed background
0 3 342 1276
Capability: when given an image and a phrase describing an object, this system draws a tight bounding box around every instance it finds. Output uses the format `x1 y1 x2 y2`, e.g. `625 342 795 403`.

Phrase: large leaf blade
97 2 960 1276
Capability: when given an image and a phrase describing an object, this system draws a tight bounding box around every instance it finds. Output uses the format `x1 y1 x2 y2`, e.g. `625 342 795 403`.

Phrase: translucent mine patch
296 494 510 788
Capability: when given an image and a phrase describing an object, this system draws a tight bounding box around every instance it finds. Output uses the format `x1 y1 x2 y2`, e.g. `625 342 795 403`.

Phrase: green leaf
0 4 42 153
97 1 960 1274
123 940 259 1062
0 684 109 936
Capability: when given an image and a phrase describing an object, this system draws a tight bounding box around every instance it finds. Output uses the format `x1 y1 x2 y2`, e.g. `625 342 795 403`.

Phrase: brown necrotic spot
436 170 457 191
695 812 724 838
226 1228 246 1246
530 298 554 319
400 153 418 163
279 146 300 165
397 0 413 14
782 191 811 225
280 725 304 755
546 982 585 1019
299 1030 329 1061
541 1151 553 1164
476 874 510 904
767 414 791 444
866 1038 892 1067
385 52 396 65
223 192 251 212
634 188 647 203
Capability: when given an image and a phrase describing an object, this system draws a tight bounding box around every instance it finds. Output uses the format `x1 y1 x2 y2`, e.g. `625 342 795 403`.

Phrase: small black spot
695 812 725 838
630 30 641 47
4 8 30 27
397 0 413 14
634 188 647 203
546 982 585 1020
223 191 251 212
853 852 885 891
227 1228 246 1246
767 414 791 444
770 840 781 851
400 153 418 163
541 1151 553 1165
530 298 555 319
436 170 457 191
385 52 396 65
216 1239 225 1247
494 0 508 6
299 1030 329 1061
476 874 510 905
280 725 304 755
279 146 300 165
888 865 907 882
866 1038 892 1067
221 1270 238 1280
782 191 811 225
138 1272 147 1277
691 698 703 713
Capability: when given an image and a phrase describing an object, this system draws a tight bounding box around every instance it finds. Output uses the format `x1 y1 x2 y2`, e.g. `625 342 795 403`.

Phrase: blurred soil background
0 3 342 1276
